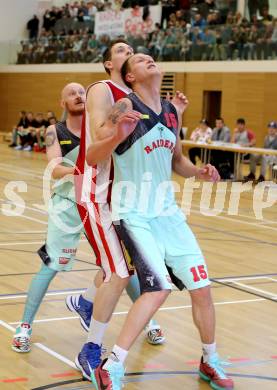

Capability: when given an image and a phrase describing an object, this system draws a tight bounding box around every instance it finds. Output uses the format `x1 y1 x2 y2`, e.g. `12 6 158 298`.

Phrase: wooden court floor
0 144 276 389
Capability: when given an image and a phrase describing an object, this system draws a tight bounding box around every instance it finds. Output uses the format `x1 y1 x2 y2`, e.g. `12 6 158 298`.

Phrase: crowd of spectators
188 117 277 181
18 1 277 64
9 111 57 152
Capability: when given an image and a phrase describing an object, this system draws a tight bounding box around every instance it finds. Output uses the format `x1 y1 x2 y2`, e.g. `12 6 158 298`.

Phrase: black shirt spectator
27 15 39 39
43 10 52 31
198 0 216 19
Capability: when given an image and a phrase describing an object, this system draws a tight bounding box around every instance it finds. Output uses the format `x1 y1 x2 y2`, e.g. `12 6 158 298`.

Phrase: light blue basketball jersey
112 93 179 220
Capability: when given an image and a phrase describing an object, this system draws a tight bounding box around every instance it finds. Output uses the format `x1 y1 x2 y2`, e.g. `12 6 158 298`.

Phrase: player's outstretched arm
86 98 141 166
172 137 220 182
45 125 74 179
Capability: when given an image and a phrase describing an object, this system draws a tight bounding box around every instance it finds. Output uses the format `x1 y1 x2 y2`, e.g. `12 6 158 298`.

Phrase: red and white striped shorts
78 201 134 282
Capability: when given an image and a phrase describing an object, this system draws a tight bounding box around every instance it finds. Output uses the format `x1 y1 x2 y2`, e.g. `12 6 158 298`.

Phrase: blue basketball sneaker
66 294 92 331
75 342 102 381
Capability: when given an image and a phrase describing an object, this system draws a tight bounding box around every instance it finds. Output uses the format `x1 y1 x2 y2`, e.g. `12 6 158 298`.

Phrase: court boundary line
9 297 265 325
231 281 277 300
213 280 277 303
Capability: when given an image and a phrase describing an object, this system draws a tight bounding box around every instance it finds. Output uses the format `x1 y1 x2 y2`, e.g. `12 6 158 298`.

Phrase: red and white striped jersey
75 80 131 223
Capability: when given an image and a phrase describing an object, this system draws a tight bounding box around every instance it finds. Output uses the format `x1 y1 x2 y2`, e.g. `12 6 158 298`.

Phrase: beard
65 102 84 116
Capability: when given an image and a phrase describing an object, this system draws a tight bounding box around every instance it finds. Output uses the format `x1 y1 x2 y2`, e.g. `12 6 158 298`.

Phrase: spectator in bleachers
202 27 216 59
244 121 277 182
198 0 216 19
161 0 177 28
87 1 98 16
16 0 277 64
226 25 240 59
189 119 212 164
161 27 180 60
261 6 274 25
249 0 269 19
27 15 40 39
192 12 207 28
245 24 259 59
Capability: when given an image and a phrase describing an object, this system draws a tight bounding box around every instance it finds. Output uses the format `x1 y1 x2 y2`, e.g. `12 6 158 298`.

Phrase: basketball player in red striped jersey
67 39 165 380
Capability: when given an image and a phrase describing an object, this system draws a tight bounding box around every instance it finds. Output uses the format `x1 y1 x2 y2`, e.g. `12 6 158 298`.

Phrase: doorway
202 91 222 128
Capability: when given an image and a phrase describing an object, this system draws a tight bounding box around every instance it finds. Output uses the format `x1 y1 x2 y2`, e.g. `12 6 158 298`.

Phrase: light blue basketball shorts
114 209 211 293
38 194 84 271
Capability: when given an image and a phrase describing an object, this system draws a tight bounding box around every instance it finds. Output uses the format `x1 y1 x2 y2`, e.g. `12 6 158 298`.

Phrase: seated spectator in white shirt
189 119 212 164
244 121 277 182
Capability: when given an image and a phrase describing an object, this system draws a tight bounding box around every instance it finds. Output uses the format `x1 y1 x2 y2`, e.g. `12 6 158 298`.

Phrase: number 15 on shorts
190 265 208 283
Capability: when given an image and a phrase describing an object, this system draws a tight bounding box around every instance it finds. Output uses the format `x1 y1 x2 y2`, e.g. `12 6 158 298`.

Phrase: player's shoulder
86 80 111 98
161 97 177 113
114 97 133 110
46 124 57 134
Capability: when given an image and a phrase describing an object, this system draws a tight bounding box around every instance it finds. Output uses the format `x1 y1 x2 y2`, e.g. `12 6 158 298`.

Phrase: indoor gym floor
0 143 276 390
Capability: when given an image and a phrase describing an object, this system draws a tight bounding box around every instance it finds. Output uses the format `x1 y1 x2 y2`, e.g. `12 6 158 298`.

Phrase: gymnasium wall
0 62 277 147
183 72 277 147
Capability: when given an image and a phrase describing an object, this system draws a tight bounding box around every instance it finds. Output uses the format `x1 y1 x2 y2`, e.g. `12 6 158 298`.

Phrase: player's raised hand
196 164 221 182
167 91 189 115
115 111 141 144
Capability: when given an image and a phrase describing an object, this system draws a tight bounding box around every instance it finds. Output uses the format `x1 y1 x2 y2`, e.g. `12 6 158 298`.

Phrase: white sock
82 284 98 303
202 342 217 362
104 345 128 369
87 318 108 346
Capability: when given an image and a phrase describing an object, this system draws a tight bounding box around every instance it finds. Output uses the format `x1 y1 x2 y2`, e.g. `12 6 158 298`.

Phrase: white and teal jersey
112 93 179 220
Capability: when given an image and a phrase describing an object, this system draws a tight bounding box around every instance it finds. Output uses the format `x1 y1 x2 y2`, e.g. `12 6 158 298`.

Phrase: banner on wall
95 10 125 37
124 5 162 36
94 5 161 37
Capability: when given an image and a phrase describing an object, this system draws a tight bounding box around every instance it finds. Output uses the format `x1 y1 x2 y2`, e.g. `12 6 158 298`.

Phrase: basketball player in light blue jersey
87 54 234 390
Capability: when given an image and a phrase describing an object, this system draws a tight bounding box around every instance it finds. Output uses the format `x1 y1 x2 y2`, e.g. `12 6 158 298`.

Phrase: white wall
0 0 41 41
269 0 277 16
0 1 53 63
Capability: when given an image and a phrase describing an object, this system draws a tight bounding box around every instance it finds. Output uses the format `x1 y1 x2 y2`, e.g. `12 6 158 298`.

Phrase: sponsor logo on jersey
62 248 77 254
59 257 70 264
60 140 72 145
144 139 175 154
146 275 155 287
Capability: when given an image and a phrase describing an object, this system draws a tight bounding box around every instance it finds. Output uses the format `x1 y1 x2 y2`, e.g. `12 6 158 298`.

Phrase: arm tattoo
45 130 56 148
108 101 128 124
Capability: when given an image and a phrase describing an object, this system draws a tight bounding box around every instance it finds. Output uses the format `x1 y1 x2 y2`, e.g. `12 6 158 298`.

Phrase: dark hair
200 119 209 126
120 56 133 88
102 38 129 75
237 118 245 125
215 117 224 123
20 110 26 115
